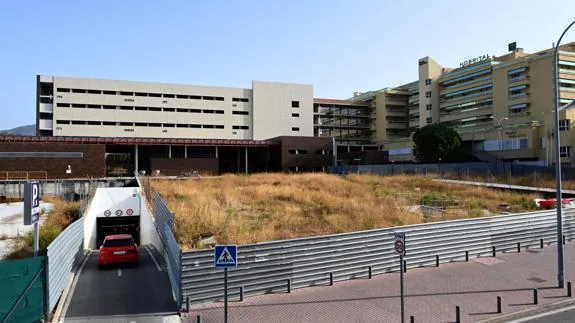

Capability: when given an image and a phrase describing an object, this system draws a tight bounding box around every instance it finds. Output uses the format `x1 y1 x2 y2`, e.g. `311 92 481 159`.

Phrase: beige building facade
37 76 313 141
334 42 575 165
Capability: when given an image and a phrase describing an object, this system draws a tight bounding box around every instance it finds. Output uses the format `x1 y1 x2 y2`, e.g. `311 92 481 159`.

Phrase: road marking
145 245 163 272
508 303 575 322
117 268 122 277
59 250 91 323
163 315 182 323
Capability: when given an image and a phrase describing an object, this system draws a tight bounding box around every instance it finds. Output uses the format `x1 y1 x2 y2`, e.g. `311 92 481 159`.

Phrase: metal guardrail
438 178 575 195
46 218 84 314
180 208 575 307
152 191 182 308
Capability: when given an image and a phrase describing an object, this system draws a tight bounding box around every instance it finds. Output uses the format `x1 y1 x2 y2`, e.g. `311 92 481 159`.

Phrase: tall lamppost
491 116 509 152
553 19 575 289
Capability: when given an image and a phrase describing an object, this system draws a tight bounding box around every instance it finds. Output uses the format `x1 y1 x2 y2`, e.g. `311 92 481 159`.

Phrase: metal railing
179 208 575 307
46 218 85 314
0 171 48 180
152 191 182 308
137 173 182 307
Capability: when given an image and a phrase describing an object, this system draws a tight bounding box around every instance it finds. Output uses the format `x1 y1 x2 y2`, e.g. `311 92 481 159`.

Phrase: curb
50 250 91 323
477 297 575 323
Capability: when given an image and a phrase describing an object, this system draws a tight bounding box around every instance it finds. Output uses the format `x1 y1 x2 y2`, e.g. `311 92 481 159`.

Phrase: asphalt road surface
61 247 179 323
510 305 575 323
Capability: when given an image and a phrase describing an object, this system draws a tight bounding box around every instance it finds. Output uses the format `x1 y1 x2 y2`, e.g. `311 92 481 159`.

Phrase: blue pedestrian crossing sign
214 245 238 268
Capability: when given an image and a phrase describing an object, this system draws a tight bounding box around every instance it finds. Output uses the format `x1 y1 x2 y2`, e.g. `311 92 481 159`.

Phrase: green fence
0 256 46 323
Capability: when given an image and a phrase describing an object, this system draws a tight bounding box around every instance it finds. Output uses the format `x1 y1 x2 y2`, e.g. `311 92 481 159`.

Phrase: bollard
329 272 334 286
403 260 407 273
465 251 469 262
497 296 502 314
239 286 244 302
517 242 521 253
196 315 202 323
368 266 372 279
287 279 291 293
568 281 572 298
436 255 439 267
492 246 496 257
533 289 538 305
410 315 414 323
186 296 190 313
540 238 544 249
455 306 461 323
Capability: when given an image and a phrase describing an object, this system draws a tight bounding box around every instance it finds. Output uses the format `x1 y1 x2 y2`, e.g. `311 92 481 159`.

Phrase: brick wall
270 136 334 171
0 143 106 179
150 158 219 176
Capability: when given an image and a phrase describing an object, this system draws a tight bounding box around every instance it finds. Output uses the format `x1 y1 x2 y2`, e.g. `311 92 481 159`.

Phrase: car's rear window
103 238 134 247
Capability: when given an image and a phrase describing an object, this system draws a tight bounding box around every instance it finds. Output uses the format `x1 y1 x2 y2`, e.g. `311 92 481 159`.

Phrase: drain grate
528 277 546 283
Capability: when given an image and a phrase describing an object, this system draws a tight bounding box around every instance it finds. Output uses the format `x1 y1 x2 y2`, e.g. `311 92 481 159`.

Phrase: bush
6 199 80 259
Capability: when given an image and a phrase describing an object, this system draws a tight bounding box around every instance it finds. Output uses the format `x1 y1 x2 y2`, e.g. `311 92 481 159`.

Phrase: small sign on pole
24 181 41 256
214 245 238 323
394 233 406 256
394 232 406 323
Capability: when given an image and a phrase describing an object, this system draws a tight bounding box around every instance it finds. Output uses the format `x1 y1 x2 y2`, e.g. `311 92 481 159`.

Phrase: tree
412 123 462 163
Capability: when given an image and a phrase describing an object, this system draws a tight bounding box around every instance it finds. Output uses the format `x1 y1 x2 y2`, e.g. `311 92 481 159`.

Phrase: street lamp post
491 116 509 152
553 19 575 289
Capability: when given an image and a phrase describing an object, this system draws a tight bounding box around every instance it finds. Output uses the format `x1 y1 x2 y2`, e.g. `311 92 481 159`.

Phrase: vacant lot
152 173 540 250
444 171 575 190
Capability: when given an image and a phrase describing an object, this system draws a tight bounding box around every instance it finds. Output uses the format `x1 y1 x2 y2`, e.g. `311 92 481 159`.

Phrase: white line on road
508 303 575 322
58 250 91 323
145 245 163 272
117 268 122 277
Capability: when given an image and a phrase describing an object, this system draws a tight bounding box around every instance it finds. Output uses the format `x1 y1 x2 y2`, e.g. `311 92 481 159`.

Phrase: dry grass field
152 173 541 250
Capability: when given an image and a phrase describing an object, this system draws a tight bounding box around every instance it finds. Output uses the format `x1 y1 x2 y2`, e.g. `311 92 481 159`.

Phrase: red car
98 234 139 268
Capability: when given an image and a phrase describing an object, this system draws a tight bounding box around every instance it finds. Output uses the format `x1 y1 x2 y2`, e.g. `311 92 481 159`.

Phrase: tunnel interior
96 216 140 248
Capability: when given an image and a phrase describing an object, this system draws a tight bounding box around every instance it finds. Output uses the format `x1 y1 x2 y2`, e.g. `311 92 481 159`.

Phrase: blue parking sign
24 181 41 225
214 245 237 268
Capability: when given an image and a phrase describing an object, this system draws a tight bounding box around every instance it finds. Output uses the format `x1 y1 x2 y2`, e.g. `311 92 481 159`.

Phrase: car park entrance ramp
83 187 162 250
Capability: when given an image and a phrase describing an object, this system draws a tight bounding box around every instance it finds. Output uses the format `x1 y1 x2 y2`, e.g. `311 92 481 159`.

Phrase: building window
232 111 249 115
425 91 431 98
232 125 249 130
292 113 300 117
561 146 571 158
292 101 300 108
425 79 431 85
426 117 432 124
292 127 300 131
288 149 307 155
560 119 570 131
426 104 432 110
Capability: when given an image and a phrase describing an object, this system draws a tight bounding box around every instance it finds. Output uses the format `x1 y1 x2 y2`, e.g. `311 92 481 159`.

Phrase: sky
0 0 574 130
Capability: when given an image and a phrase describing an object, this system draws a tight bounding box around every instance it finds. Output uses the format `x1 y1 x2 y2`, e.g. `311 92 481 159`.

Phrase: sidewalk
183 243 575 323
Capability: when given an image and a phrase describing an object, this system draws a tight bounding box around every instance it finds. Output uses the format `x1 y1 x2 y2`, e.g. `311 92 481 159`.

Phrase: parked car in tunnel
98 234 139 268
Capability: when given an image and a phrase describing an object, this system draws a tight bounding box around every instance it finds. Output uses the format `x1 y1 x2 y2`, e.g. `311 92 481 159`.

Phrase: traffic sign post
214 245 238 323
394 232 406 323
24 182 41 256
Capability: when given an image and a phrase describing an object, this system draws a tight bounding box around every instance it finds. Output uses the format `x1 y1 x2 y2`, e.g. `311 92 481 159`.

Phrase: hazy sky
0 1 574 129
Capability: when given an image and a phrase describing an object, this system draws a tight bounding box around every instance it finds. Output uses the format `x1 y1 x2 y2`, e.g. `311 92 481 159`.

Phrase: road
510 305 575 323
60 246 179 323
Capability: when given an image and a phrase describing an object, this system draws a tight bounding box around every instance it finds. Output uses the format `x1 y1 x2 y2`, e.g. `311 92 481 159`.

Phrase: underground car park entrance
60 187 179 320
96 215 140 247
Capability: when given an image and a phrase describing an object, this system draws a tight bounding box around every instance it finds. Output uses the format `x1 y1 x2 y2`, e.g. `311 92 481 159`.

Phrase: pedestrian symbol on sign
217 248 235 265
214 245 238 269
